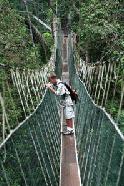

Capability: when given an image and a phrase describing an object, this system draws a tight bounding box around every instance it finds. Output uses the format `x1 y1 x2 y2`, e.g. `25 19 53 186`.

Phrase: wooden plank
60 135 81 186
60 34 81 186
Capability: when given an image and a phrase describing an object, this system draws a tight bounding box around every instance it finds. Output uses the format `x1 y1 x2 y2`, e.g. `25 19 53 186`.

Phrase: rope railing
0 59 54 143
77 55 124 126
68 34 124 186
11 66 51 113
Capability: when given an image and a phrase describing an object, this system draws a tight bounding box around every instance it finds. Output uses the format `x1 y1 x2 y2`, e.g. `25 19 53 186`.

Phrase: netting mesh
0 91 61 186
68 34 124 186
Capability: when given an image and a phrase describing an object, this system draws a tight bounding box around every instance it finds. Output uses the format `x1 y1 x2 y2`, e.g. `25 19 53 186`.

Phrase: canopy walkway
0 30 124 186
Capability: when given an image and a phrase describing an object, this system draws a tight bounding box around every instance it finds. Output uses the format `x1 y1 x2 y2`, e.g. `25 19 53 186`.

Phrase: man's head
48 72 57 84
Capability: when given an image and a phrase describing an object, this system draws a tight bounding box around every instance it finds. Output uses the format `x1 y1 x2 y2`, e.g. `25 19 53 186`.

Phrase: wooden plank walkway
60 35 81 186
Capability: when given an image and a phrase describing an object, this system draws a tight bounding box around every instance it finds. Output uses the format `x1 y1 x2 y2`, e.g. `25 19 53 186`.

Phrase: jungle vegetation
0 0 124 137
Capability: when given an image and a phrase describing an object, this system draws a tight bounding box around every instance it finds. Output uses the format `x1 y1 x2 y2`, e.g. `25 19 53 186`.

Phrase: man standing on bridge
46 72 75 135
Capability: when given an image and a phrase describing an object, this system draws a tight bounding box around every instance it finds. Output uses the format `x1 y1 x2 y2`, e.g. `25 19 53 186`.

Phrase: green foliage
43 32 53 48
72 0 124 63
0 0 42 69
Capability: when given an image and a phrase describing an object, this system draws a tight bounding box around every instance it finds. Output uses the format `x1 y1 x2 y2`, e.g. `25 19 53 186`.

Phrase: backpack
62 82 79 104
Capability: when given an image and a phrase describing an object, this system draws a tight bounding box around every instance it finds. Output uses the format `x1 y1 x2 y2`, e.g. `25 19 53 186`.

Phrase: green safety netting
68 34 124 186
0 91 61 186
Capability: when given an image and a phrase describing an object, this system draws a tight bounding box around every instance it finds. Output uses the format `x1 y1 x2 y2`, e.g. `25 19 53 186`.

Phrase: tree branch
32 15 52 31
25 20 49 61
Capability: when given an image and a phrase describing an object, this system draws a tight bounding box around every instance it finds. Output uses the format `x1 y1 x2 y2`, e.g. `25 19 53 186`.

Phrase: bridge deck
60 35 81 186
60 133 81 186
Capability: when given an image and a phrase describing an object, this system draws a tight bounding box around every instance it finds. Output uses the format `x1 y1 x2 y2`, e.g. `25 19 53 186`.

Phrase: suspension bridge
0 25 124 186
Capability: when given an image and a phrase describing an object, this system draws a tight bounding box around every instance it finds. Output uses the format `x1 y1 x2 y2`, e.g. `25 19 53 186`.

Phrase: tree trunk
25 20 49 61
85 49 90 63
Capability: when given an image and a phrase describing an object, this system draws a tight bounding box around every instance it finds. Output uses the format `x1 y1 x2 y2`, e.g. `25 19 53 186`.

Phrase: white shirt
55 79 73 106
